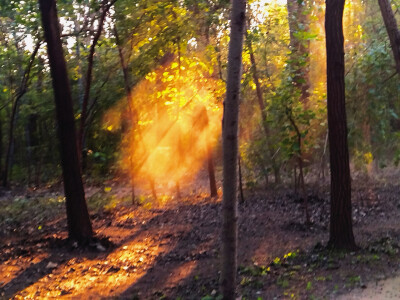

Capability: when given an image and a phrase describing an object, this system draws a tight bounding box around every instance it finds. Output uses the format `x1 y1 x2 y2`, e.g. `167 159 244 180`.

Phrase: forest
1 0 400 298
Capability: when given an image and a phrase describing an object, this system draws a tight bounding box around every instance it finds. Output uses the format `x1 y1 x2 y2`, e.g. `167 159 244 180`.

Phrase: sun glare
104 55 224 194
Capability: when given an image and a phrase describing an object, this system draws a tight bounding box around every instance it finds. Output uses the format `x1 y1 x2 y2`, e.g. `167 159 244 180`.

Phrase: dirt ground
1 172 400 299
338 276 400 299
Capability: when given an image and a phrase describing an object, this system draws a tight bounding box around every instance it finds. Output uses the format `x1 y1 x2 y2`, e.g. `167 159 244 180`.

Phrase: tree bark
220 0 246 298
325 0 356 250
39 0 93 242
378 0 400 76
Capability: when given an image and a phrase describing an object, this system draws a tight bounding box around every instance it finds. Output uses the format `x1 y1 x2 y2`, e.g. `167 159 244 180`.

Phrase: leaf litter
0 176 400 299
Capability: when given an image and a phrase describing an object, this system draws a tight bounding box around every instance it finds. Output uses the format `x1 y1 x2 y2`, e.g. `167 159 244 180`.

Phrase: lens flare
104 55 224 194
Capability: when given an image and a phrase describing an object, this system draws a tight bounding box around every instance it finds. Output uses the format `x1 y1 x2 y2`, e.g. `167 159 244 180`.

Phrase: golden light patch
104 55 225 194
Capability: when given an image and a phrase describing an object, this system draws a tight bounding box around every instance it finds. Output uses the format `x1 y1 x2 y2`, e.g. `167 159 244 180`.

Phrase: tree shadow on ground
0 238 68 298
0 191 322 299
116 200 222 299
114 192 329 299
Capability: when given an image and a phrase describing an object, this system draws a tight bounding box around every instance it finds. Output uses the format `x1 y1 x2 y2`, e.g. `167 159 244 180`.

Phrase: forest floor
1 171 400 299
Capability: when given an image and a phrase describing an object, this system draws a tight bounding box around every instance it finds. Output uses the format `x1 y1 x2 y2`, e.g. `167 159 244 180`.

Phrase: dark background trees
0 0 395 194
1 0 400 297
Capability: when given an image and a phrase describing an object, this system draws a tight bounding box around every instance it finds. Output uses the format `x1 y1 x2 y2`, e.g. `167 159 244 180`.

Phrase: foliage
0 0 398 188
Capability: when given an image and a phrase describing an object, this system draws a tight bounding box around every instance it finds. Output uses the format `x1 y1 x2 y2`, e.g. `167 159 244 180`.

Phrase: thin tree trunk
320 130 328 180
78 0 117 163
238 156 245 203
378 0 400 76
0 118 2 181
325 0 356 250
75 19 84 109
207 143 218 197
33 58 44 187
255 153 269 188
150 178 157 200
246 30 281 184
35 123 44 187
220 0 246 298
200 107 218 198
25 125 32 185
39 0 93 242
287 0 310 104
3 41 40 187
287 109 310 224
114 25 138 204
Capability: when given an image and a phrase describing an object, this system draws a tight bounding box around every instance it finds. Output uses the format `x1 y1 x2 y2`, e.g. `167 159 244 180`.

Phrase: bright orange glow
105 55 224 193
162 261 197 288
12 240 165 299
0 255 49 287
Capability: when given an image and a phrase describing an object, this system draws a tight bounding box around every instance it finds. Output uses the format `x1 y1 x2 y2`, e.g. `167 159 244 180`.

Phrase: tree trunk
3 103 16 188
3 41 40 187
75 19 84 110
378 0 400 76
325 0 356 250
220 0 246 298
114 25 138 205
246 31 281 184
193 105 218 198
39 0 93 243
287 0 310 104
25 124 32 185
319 131 328 180
150 178 157 200
35 122 44 187
287 109 310 224
78 0 117 164
207 143 218 197
238 156 245 203
255 153 269 188
199 106 218 198
0 118 2 181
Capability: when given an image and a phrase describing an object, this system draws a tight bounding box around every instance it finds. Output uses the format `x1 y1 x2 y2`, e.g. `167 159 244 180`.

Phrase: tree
38 0 93 243
3 41 40 187
78 0 117 166
113 24 138 204
325 0 356 250
378 0 400 76
220 0 246 298
245 23 281 185
287 0 311 104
